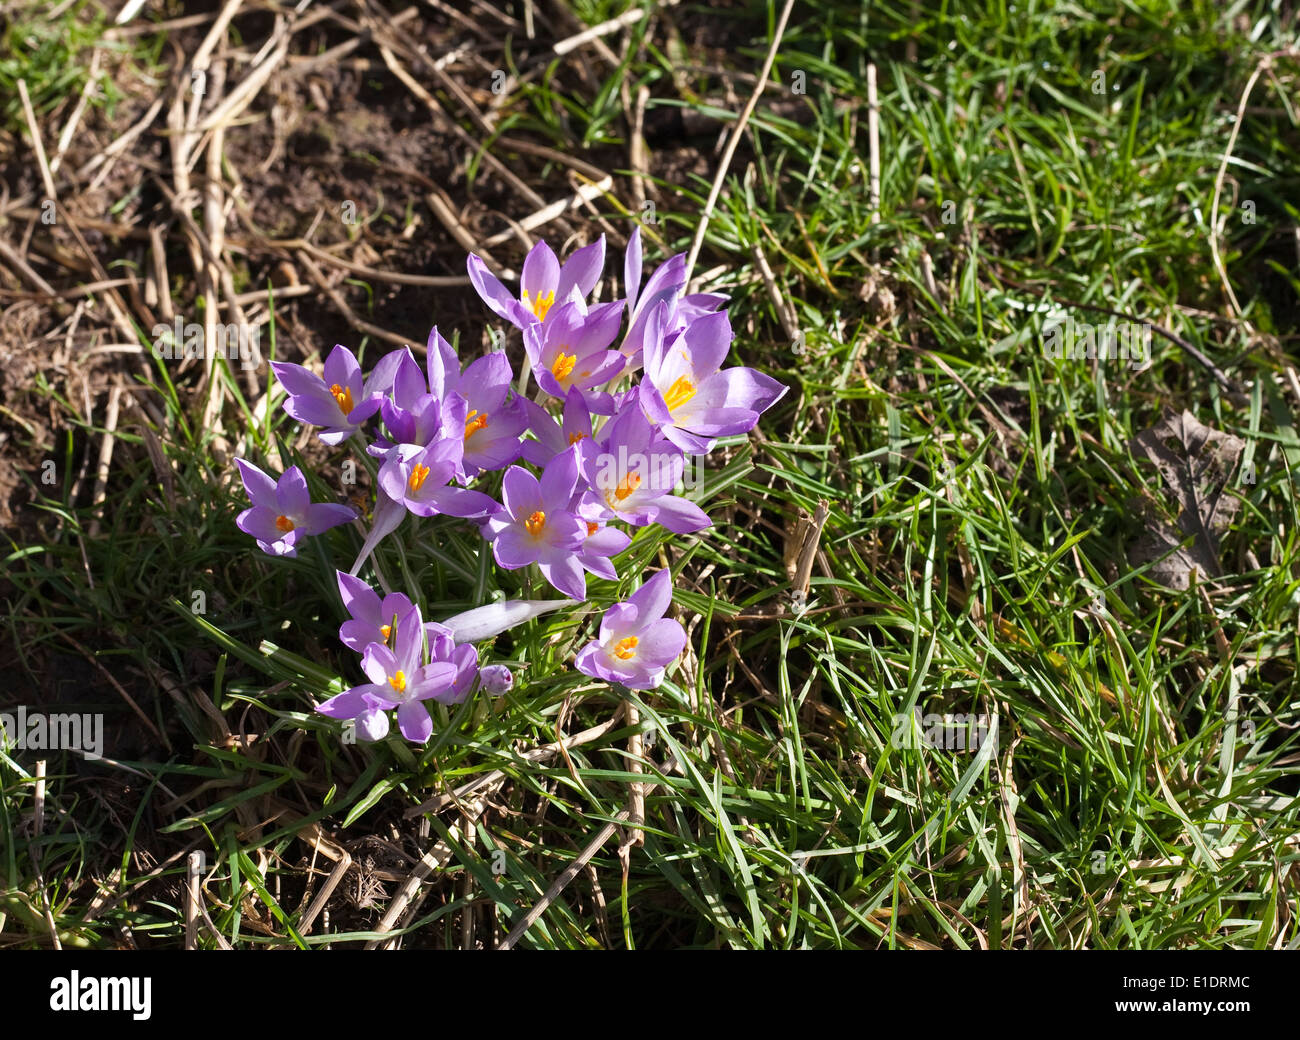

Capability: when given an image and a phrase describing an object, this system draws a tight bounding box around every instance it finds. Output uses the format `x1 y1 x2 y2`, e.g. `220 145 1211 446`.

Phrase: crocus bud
479 665 514 695
440 598 575 643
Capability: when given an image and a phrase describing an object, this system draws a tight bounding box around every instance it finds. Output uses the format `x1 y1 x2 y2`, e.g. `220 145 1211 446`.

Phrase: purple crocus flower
484 448 588 600
316 607 459 743
336 571 415 653
423 621 480 704
620 227 728 363
571 491 630 580
270 345 387 445
585 402 711 533
426 329 527 478
377 440 498 518
574 568 687 690
640 305 788 454
522 299 625 399
467 236 606 329
371 348 465 459
518 388 597 469
235 459 356 557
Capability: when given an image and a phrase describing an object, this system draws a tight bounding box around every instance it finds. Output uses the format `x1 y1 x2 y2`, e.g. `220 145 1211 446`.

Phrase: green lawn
2 0 1299 949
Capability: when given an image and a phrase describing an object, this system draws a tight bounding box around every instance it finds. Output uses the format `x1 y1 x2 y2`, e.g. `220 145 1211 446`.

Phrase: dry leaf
1127 410 1246 589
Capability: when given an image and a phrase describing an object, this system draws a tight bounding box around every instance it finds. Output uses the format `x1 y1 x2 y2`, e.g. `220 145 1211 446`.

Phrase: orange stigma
586 521 599 536
329 383 354 415
613 636 639 660
465 410 489 440
523 289 555 322
613 472 641 502
524 510 547 537
380 624 391 641
388 671 406 694
662 375 696 413
551 352 577 382
568 432 587 445
407 463 431 492
275 515 295 532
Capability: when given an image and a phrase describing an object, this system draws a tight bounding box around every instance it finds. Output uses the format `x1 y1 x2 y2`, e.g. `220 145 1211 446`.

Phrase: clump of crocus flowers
234 230 786 743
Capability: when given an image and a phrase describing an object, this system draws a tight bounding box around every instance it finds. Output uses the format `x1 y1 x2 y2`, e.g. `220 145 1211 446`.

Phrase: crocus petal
392 608 428 674
659 424 718 455
270 361 326 399
303 502 358 534
438 644 480 703
396 701 433 743
573 641 609 683
339 619 384 654
647 494 712 533
237 506 285 545
323 344 361 390
501 466 543 520
556 235 605 301
493 525 540 569
680 310 732 378
276 467 312 515
461 429 524 475
338 572 382 626
583 526 631 556
521 240 559 304
631 617 687 666
420 486 500 518
364 348 408 396
361 643 399 686
598 601 639 642
315 688 371 719
235 458 279 510
379 591 416 627
623 226 642 312
539 447 580 507
579 553 618 580
283 394 344 428
392 351 429 410
467 255 522 324
693 366 788 416
356 707 391 742
627 568 674 623
538 553 586 600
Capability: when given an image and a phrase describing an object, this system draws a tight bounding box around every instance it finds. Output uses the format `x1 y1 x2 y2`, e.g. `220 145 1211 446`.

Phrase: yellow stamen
524 510 547 537
614 472 641 502
465 410 489 440
407 463 431 493
551 352 577 382
613 636 639 660
381 624 391 641
662 375 696 413
568 432 587 445
275 515 295 533
329 383 354 415
388 671 406 694
523 289 555 322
